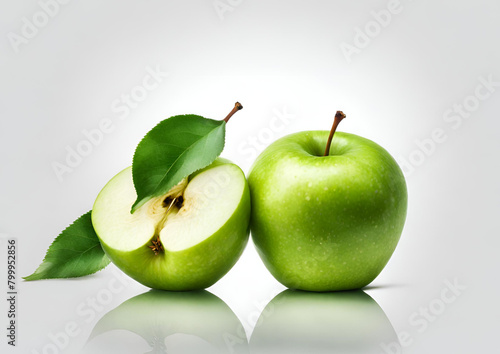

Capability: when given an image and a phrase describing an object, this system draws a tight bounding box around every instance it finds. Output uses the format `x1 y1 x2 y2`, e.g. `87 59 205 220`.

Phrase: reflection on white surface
250 290 400 354
84 290 248 354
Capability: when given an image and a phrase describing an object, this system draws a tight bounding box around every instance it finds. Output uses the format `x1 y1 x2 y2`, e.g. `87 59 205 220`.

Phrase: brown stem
223 102 243 123
324 111 346 156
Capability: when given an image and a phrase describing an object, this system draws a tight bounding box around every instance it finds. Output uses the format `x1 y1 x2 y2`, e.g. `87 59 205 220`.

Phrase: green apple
250 289 400 353
85 290 248 354
248 119 407 291
91 158 250 291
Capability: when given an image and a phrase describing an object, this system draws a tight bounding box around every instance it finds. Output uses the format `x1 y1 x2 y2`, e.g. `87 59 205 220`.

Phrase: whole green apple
92 158 250 291
248 117 407 291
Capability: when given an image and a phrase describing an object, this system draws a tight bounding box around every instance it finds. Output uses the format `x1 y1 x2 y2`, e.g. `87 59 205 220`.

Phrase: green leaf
24 211 110 281
131 114 226 212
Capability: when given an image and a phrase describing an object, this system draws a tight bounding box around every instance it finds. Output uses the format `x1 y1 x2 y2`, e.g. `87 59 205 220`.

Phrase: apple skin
92 158 251 291
248 131 407 292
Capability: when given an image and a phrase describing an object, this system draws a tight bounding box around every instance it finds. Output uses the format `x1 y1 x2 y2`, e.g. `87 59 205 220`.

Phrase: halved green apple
91 158 251 291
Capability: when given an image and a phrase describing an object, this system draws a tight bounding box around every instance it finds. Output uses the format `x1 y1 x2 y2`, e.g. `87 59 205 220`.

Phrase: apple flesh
248 131 407 292
92 158 250 291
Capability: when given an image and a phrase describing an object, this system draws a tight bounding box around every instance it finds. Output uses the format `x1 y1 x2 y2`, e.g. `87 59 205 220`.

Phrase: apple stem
323 111 346 156
223 102 243 123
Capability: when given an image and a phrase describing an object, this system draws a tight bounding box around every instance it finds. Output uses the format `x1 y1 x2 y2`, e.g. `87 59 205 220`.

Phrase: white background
1 0 499 353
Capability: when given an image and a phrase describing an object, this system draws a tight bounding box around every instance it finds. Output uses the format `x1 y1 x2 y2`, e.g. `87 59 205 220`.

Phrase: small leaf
24 211 110 281
131 114 226 212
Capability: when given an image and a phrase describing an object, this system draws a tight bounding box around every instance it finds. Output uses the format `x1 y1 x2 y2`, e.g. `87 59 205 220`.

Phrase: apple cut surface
92 159 250 291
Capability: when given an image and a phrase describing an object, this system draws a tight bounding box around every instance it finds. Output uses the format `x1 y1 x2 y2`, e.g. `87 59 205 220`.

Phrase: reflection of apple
248 129 407 291
92 158 251 291
85 290 248 354
250 289 400 354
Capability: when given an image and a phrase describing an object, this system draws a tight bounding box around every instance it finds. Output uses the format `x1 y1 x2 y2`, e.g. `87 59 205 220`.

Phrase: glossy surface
250 290 399 353
8 1 498 353
84 290 249 354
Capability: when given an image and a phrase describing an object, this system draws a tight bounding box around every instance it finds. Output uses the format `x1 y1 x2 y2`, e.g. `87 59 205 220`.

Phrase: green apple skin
92 159 251 291
248 131 407 292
